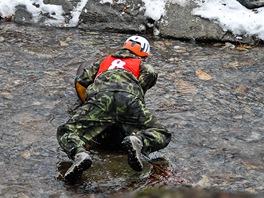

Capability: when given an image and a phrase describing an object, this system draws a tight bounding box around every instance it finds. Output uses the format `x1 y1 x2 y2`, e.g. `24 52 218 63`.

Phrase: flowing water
0 23 263 198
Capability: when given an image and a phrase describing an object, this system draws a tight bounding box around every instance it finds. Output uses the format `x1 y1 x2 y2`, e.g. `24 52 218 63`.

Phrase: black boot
122 136 143 171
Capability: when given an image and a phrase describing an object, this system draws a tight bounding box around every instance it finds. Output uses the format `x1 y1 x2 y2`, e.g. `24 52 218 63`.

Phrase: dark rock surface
8 0 264 43
236 0 264 8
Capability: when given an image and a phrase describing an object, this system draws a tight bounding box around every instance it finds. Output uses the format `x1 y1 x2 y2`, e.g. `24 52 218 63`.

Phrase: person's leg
57 104 112 159
119 95 171 154
121 114 171 171
57 92 115 180
57 92 116 157
116 93 171 171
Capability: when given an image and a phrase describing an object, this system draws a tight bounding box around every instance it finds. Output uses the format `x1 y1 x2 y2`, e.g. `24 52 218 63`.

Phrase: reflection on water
0 23 263 197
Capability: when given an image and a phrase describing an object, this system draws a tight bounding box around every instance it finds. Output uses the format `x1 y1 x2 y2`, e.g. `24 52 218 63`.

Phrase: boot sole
123 140 143 171
64 158 92 181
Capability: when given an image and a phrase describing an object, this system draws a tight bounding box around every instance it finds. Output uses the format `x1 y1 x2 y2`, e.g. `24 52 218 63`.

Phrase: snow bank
1 0 264 40
193 0 264 40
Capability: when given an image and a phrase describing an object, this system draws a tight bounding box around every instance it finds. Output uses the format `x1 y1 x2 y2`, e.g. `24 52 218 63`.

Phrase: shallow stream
0 23 263 198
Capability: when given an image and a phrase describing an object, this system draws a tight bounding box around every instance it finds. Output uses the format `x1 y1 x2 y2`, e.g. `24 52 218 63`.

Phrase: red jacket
96 56 141 79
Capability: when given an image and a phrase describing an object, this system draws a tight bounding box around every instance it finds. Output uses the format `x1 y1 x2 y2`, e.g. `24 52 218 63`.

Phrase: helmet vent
123 36 150 57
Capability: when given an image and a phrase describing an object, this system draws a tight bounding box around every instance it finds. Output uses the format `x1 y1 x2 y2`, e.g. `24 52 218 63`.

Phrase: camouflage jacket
76 49 158 101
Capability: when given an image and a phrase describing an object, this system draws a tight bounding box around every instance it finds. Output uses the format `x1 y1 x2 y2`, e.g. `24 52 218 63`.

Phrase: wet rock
195 69 213 80
175 80 198 95
159 1 258 44
159 1 228 42
1 91 14 100
21 149 31 159
78 0 147 33
8 0 264 43
13 5 33 24
236 0 264 9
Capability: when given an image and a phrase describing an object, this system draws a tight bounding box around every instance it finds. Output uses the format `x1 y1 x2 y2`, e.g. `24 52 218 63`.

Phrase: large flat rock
159 2 229 41
9 0 264 43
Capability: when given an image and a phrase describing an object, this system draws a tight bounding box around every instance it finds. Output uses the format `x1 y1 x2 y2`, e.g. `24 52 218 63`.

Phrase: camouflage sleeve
138 62 158 93
76 60 101 88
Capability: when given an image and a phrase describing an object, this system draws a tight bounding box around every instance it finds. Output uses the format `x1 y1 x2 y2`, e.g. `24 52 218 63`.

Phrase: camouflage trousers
57 91 171 159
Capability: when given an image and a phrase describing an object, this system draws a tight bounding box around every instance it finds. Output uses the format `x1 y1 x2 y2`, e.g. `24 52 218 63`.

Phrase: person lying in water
57 35 171 181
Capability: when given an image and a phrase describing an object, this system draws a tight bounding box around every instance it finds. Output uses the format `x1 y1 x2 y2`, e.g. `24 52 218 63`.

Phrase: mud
0 23 263 198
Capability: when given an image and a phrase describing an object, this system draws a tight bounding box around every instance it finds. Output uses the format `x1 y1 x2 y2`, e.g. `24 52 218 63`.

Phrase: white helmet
123 35 150 57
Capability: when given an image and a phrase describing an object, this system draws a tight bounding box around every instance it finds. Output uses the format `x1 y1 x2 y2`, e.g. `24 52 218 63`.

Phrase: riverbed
0 23 263 198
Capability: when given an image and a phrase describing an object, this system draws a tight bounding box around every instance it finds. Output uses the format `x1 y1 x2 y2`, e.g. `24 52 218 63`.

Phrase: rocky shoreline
1 0 264 44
